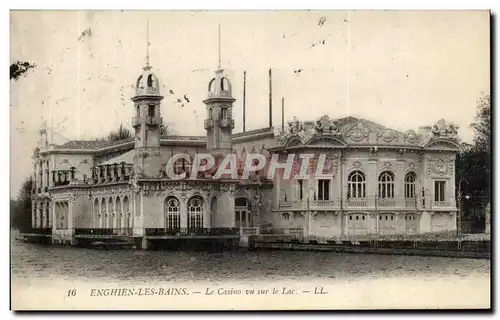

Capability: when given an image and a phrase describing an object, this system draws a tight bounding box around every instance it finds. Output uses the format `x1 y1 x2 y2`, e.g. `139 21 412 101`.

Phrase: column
203 198 210 228
34 162 38 190
36 202 41 228
31 203 36 228
367 159 377 208
40 201 47 228
396 159 405 208
340 155 348 236
39 162 43 190
68 201 73 230
180 196 187 229
275 173 280 209
54 202 59 229
47 202 52 227
32 164 37 192
344 212 349 237
52 202 56 230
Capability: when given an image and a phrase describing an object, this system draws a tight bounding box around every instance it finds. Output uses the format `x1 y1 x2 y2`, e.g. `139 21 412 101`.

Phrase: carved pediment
377 130 399 143
305 135 346 148
285 136 302 148
344 122 370 142
431 119 459 139
424 139 461 151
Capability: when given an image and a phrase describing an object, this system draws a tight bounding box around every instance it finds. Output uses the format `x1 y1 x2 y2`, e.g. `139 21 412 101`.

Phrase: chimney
269 68 272 128
281 97 285 132
243 71 246 133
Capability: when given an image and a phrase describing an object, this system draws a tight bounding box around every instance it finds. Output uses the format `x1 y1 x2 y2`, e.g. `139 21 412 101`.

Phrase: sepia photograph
9 9 491 310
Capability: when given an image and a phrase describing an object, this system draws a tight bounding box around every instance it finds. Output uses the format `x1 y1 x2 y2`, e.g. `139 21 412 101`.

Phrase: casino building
28 40 462 248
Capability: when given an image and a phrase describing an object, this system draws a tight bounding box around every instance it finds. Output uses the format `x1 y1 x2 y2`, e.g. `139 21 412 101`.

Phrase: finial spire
217 23 221 69
144 19 151 70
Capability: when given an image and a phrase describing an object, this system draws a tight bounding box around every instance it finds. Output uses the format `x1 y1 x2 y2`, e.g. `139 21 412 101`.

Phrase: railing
20 227 52 235
145 228 240 237
346 198 367 207
278 201 305 210
433 201 451 208
405 198 417 208
277 197 436 210
313 200 341 208
204 119 214 129
145 116 162 126
240 227 260 235
54 180 70 187
377 198 396 207
220 118 235 128
74 228 132 236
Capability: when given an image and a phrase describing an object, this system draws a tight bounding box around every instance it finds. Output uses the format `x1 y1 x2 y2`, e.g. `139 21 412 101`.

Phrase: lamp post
306 185 316 242
457 178 469 238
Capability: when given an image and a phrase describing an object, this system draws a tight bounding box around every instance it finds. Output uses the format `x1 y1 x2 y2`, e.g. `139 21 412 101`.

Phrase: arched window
164 197 180 233
136 75 143 88
378 171 395 199
187 196 204 231
208 78 215 92
405 172 416 198
348 171 366 198
173 157 192 177
147 74 153 87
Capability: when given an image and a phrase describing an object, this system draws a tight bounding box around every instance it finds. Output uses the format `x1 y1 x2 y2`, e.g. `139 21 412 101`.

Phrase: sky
9 10 490 197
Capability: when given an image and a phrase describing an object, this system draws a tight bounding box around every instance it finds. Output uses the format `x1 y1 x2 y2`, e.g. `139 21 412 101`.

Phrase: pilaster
367 159 377 208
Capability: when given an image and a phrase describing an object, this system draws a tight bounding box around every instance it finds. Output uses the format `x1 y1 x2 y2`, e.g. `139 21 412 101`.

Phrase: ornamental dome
135 66 160 96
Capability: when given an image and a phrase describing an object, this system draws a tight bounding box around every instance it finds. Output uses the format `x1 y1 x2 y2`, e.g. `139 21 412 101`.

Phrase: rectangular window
318 179 330 201
221 108 228 119
148 105 155 117
298 179 304 200
434 181 446 202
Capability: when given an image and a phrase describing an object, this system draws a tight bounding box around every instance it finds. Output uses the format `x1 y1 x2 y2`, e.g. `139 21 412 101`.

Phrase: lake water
11 240 491 310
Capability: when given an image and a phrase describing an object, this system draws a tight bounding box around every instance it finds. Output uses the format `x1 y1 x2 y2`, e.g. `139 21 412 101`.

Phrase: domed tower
203 68 236 158
131 62 164 178
203 26 236 158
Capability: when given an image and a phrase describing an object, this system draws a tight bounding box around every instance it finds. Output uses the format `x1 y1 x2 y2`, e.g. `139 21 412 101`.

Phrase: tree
107 124 131 141
10 177 33 232
10 61 36 81
456 93 491 220
471 94 491 154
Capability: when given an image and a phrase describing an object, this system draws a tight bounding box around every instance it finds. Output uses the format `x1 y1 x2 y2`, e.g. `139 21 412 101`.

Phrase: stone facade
29 60 462 243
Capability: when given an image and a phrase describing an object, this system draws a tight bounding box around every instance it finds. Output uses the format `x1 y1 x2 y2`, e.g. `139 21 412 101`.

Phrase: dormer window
148 105 155 117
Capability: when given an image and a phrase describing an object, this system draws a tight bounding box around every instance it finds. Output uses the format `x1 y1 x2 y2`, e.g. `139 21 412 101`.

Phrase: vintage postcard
10 10 491 310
